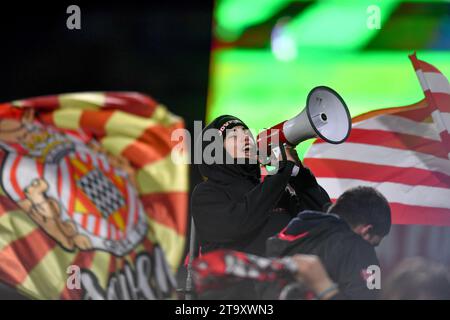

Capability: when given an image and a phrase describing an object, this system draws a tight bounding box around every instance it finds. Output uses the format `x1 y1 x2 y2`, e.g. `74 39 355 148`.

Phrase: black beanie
196 115 260 182
207 115 249 139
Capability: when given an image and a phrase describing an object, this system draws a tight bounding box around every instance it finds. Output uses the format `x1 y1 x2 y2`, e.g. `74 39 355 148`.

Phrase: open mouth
242 143 256 155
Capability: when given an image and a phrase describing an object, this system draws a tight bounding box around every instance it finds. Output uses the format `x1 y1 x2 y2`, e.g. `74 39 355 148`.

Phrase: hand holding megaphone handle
270 143 296 172
284 145 301 165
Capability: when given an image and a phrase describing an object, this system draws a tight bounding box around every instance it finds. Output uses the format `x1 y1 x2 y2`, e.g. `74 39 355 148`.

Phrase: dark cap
206 115 248 139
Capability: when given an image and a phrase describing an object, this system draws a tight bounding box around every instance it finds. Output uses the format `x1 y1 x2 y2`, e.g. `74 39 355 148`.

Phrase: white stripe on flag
354 114 441 141
316 177 450 209
431 110 447 134
16 157 42 192
416 70 450 94
439 112 450 133
99 218 108 238
74 212 84 225
87 214 96 233
58 157 71 212
307 143 450 175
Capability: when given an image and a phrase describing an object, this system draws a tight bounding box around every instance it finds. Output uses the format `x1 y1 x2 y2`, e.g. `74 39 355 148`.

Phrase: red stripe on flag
304 158 450 189
79 110 114 138
0 103 21 119
140 192 188 235
121 122 185 169
67 158 77 215
409 54 442 74
424 90 440 112
107 223 111 240
0 195 19 218
0 229 57 286
438 131 450 153
392 104 433 122
314 128 448 159
57 163 63 199
329 199 450 226
10 155 24 199
105 93 159 118
390 203 450 226
108 255 117 274
36 112 56 126
18 95 60 111
36 160 44 178
428 92 450 113
93 216 101 236
81 213 89 230
352 100 427 123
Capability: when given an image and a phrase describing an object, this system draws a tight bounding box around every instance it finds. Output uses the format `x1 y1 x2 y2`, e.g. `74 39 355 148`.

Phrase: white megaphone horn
257 86 351 164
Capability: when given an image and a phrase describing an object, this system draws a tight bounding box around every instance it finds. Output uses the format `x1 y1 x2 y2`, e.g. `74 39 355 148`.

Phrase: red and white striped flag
304 53 450 268
305 53 450 225
412 53 450 150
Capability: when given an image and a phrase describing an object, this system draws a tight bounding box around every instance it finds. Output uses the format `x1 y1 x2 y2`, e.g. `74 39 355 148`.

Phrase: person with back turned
266 186 392 300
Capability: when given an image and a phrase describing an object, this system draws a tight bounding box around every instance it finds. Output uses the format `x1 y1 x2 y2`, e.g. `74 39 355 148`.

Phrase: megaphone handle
269 143 288 170
279 143 288 163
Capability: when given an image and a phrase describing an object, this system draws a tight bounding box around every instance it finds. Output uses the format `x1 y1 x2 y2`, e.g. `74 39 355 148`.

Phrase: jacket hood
196 115 261 184
266 210 349 257
283 211 342 234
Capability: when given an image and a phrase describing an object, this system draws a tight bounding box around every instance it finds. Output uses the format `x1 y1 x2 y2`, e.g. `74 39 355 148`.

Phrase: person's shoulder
334 231 378 264
342 232 373 250
324 222 370 251
192 181 212 198
192 180 224 194
191 180 229 203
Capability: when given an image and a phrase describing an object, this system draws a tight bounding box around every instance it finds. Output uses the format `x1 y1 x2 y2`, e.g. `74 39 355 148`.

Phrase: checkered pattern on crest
77 168 125 218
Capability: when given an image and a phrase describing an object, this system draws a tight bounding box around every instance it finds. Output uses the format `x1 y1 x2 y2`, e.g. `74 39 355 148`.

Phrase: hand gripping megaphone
257 86 351 164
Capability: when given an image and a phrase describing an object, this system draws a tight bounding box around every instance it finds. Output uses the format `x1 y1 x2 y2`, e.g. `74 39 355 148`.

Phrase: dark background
0 0 212 186
0 0 213 296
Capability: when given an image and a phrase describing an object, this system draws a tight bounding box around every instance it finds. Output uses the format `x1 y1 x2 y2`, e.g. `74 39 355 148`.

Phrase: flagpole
185 216 197 300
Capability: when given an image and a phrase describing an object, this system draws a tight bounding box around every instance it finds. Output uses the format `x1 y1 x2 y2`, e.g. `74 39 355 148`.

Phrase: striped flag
304 53 450 269
0 92 188 299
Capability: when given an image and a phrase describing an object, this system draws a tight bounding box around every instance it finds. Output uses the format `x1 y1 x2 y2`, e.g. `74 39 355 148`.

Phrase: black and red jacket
266 211 381 300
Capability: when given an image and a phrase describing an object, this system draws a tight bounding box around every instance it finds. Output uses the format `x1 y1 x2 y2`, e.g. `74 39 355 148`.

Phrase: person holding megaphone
191 115 327 261
192 87 351 260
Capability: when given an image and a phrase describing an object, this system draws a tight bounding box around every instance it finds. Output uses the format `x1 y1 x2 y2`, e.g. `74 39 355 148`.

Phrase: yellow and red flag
0 92 188 299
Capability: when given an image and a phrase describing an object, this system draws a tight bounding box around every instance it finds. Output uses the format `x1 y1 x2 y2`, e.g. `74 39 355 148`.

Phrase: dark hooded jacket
191 115 331 257
265 211 380 300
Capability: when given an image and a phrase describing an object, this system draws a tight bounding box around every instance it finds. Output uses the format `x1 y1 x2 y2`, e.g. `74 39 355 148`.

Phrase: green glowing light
215 0 294 41
281 0 400 51
207 49 450 158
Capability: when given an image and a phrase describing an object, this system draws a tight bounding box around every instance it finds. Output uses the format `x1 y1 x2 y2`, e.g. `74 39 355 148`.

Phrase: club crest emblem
0 110 148 256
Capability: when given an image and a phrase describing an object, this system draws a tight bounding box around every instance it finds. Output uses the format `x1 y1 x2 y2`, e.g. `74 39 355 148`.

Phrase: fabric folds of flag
304 53 450 268
305 54 450 226
0 92 188 299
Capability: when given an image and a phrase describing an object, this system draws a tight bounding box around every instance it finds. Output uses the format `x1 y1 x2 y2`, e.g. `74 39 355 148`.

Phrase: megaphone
257 86 351 164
